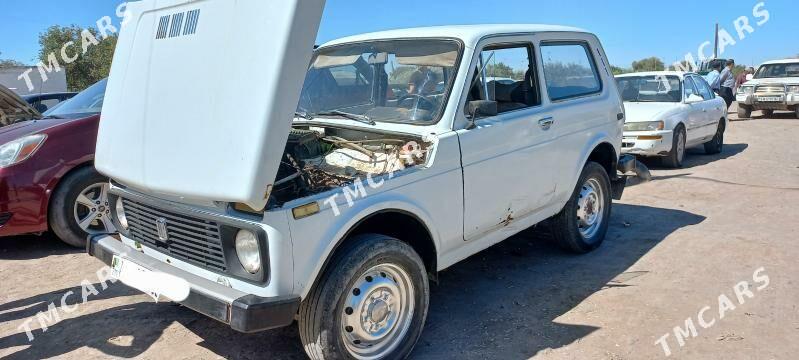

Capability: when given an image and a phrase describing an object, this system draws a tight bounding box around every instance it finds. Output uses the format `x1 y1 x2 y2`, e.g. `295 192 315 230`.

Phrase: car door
682 76 706 143
692 75 723 139
456 38 557 242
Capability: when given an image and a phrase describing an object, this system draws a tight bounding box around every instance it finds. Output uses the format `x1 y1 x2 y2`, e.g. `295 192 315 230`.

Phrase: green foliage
38 25 117 92
389 66 417 84
485 62 525 80
0 52 25 68
631 57 665 72
611 65 631 75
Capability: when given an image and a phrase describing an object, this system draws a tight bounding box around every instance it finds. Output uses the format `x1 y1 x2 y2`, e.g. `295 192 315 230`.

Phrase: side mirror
685 94 704 104
466 100 498 129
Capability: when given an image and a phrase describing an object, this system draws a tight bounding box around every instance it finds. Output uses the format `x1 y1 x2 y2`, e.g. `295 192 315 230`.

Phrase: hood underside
95 0 326 210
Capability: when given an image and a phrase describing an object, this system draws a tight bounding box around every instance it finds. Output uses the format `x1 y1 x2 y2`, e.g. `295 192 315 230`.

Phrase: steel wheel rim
576 178 605 240
73 183 113 234
676 131 686 162
341 263 415 360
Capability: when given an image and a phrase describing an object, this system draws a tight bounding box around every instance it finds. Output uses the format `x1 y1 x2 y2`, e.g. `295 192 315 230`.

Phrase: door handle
539 117 554 129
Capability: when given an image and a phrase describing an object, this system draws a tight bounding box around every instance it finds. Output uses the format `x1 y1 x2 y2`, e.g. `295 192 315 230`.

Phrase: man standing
735 66 751 92
718 59 736 108
705 62 722 94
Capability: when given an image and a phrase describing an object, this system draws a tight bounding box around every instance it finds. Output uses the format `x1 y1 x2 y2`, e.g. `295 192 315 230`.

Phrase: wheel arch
299 208 438 299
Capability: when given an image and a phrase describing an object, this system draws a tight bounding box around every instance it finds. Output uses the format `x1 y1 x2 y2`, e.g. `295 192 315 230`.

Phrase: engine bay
268 125 430 208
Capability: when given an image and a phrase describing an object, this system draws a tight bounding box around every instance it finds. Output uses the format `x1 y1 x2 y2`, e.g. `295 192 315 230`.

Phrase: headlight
787 85 799 94
624 121 665 132
0 134 47 168
115 198 128 230
737 86 754 95
235 229 261 274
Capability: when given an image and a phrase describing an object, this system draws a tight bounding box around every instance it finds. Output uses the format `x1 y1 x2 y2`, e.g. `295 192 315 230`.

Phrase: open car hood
96 0 325 209
0 85 41 128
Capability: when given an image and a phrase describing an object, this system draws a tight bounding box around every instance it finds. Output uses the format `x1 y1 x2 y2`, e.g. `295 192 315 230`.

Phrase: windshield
297 39 461 124
616 75 682 102
754 63 799 79
45 79 107 117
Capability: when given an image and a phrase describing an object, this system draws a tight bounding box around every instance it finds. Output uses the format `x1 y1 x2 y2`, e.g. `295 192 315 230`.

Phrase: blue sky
0 0 795 68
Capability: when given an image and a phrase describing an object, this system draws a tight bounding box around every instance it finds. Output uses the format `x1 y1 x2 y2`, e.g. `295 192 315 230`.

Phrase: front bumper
88 234 300 333
621 130 673 156
736 93 799 110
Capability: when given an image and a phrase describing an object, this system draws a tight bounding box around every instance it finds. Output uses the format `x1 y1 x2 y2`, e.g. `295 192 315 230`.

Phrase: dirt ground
1 107 798 360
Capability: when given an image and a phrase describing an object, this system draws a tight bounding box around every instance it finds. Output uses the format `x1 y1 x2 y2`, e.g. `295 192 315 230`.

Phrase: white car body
90 0 631 348
736 59 799 117
617 71 727 157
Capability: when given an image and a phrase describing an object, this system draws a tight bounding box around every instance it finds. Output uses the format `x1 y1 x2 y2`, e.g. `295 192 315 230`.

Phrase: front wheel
49 167 113 247
662 126 686 168
299 234 429 360
737 105 752 119
550 162 612 253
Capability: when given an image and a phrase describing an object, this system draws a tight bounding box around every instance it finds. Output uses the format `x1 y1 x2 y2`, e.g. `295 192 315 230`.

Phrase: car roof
616 71 695 79
321 24 590 48
760 59 799 65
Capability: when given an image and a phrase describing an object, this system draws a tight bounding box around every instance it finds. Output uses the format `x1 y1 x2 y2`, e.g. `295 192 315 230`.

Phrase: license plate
757 96 781 102
111 255 191 302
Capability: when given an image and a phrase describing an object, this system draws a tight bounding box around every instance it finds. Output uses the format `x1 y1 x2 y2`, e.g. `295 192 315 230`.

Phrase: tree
0 52 25 69
37 25 117 91
611 65 630 75
631 57 665 72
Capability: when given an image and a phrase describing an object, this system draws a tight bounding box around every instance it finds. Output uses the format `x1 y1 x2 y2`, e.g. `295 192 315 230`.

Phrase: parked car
616 71 728 168
21 92 77 114
89 5 635 358
736 59 799 118
0 79 111 247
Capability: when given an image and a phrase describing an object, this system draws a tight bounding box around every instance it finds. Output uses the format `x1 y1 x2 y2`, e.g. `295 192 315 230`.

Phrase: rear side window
540 43 602 101
693 76 715 100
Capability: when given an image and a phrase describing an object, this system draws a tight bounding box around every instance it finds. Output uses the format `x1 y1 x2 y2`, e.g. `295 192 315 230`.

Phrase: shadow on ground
0 233 82 261
638 143 748 170
0 204 704 359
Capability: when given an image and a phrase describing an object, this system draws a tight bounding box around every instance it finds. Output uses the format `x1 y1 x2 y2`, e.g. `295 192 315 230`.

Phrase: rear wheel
49 167 112 247
737 105 752 119
703 120 725 155
662 125 686 168
550 162 612 253
299 234 429 360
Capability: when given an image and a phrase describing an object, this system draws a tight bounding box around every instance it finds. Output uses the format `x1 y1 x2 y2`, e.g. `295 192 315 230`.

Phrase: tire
795 107 799 119
550 162 612 253
761 109 774 117
662 125 686 168
299 234 429 360
49 167 112 247
737 105 752 119
703 120 725 155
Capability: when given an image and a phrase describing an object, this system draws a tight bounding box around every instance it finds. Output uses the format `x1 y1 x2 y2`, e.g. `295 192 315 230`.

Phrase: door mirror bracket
466 100 498 129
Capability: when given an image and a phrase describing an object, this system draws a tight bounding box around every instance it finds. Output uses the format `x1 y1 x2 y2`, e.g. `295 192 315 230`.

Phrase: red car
0 79 112 247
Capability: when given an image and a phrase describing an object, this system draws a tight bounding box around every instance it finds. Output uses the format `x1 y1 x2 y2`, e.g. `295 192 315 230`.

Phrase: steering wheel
397 93 435 111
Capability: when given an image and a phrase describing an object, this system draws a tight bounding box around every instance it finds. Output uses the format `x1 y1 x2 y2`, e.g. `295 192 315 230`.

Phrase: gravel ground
1 108 798 359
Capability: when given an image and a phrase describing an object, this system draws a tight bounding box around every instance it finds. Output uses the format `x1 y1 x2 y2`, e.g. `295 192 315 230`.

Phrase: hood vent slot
183 9 201 35
168 12 185 38
155 15 170 39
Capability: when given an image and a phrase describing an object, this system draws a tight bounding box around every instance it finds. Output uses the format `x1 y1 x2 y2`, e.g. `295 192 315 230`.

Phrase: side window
693 76 715 100
468 44 540 114
540 43 602 101
683 77 699 99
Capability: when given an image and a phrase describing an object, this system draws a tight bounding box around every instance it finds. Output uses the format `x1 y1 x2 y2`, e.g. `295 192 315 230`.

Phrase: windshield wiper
312 110 376 125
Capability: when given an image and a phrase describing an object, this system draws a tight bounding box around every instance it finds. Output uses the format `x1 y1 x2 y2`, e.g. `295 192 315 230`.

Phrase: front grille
755 84 785 94
122 199 227 271
0 212 11 226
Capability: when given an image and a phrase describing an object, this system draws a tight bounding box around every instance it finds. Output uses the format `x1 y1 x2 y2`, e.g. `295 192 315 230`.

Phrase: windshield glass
754 63 799 78
45 79 107 117
616 75 682 102
297 39 461 124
